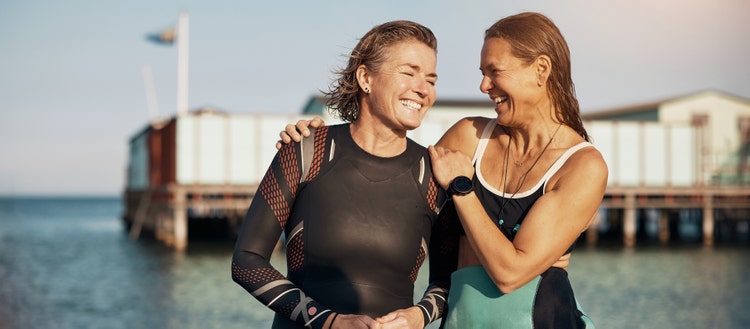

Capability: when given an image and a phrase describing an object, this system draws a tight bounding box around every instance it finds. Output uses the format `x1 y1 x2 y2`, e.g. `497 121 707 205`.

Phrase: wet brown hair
324 20 438 122
485 12 589 142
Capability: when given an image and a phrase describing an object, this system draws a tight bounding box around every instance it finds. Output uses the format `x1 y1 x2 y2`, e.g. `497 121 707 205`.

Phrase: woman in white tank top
429 12 607 328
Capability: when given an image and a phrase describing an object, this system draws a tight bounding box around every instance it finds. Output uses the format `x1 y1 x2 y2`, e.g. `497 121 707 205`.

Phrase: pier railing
123 184 257 250
591 185 750 246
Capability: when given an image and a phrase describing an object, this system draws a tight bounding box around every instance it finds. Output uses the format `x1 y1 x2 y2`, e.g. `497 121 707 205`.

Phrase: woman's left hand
375 306 423 329
428 145 474 190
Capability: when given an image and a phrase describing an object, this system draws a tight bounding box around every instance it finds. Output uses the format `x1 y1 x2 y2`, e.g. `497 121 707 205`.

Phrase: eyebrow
480 63 498 71
400 63 438 80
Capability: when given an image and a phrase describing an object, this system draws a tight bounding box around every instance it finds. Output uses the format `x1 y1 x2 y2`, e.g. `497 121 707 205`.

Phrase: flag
146 26 176 45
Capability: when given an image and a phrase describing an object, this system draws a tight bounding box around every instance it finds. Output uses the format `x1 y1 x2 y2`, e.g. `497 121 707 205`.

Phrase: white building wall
136 91 749 188
659 91 750 180
175 112 316 186
584 121 697 186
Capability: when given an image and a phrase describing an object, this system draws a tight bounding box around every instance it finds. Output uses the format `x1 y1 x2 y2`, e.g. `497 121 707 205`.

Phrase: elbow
230 255 243 285
490 272 525 294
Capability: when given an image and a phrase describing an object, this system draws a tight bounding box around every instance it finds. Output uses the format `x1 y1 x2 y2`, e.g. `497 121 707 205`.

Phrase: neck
349 120 408 157
506 121 563 156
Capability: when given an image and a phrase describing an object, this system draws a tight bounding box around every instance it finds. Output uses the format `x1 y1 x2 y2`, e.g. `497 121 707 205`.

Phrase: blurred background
1 0 749 328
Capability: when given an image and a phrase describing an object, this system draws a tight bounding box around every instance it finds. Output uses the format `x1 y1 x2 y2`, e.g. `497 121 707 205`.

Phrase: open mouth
493 96 508 104
400 99 422 111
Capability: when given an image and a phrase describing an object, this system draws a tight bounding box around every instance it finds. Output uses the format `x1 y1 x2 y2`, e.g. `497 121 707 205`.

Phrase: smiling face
358 40 437 132
479 37 546 125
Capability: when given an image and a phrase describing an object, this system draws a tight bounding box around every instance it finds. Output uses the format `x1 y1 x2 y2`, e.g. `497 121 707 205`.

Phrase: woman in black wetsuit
232 20 457 329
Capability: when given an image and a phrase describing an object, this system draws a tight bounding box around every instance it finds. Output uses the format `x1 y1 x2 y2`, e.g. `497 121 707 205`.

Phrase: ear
535 55 552 87
356 64 371 94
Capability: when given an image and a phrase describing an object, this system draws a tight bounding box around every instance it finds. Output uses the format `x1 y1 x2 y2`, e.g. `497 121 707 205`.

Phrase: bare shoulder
576 145 608 172
556 144 608 187
436 116 495 156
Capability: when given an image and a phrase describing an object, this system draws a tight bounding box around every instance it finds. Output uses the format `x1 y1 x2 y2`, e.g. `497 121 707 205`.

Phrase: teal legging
442 265 594 328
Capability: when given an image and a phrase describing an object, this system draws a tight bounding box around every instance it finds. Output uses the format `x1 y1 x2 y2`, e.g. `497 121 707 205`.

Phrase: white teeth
400 100 422 110
494 96 508 104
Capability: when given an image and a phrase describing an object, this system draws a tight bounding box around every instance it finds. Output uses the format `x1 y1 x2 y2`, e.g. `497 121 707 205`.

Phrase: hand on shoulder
435 116 492 155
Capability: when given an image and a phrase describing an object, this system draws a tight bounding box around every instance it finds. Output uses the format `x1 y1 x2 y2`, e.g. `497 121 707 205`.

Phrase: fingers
278 117 327 149
376 312 398 323
552 253 571 270
310 116 325 128
428 145 445 158
284 123 304 142
294 120 311 138
335 314 381 329
376 307 422 329
279 125 295 143
376 313 410 329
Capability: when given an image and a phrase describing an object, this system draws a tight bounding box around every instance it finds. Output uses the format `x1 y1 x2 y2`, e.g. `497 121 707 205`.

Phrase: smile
400 100 422 111
493 96 508 104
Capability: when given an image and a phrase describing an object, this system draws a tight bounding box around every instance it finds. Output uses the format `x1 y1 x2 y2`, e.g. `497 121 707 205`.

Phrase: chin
406 118 426 130
401 124 419 131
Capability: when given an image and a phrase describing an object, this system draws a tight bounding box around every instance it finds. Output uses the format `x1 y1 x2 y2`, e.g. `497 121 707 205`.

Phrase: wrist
446 175 474 198
327 312 339 329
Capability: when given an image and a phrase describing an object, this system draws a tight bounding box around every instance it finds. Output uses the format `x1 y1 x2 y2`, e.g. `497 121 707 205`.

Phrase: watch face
456 177 471 192
453 176 473 193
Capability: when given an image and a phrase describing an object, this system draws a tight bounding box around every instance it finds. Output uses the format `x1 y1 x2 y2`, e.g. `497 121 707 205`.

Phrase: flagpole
141 64 160 123
177 11 189 116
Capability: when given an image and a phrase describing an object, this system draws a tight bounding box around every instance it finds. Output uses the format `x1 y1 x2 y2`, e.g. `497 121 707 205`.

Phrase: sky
1 0 749 196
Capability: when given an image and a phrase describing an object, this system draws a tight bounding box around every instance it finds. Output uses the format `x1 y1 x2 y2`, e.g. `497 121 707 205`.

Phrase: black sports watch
447 176 474 197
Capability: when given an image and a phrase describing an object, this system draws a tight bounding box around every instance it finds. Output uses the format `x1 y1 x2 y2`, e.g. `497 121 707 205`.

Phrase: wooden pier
122 184 256 250
122 182 750 250
588 185 750 247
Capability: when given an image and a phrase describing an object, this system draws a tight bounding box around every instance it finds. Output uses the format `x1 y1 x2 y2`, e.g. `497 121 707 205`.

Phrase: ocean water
0 197 748 329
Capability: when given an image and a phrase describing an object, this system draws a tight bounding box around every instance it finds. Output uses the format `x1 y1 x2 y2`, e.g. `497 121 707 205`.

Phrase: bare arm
429 123 606 293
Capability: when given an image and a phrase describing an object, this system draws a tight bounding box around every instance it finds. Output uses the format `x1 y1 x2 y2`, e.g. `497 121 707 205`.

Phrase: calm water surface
0 197 748 329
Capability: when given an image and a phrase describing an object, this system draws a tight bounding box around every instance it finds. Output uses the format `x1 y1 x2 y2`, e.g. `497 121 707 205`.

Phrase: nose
415 78 430 98
479 75 492 94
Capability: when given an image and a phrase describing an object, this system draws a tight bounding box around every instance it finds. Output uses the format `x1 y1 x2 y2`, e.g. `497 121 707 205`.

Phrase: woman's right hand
427 145 475 190
552 253 571 270
275 116 326 149
327 313 382 329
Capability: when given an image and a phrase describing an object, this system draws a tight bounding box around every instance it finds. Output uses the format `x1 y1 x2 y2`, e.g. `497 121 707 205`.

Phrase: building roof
582 89 750 121
301 94 492 115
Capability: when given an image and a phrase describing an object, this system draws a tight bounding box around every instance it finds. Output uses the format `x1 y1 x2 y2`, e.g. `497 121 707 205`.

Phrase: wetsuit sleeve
417 188 459 325
231 141 332 329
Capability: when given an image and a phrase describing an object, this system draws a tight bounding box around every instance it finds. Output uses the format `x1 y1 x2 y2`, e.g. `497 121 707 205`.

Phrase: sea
0 196 748 329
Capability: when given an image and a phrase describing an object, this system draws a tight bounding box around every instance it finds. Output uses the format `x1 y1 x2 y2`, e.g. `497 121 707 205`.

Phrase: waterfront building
123 90 750 249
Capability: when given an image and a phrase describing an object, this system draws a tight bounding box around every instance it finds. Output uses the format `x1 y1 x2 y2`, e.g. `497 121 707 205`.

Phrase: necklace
509 145 526 168
497 123 562 235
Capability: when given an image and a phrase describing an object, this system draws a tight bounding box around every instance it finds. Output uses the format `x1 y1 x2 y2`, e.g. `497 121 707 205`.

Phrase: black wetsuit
232 124 457 329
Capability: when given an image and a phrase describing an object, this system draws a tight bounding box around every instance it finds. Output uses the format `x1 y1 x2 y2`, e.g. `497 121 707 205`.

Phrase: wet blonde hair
324 20 437 122
486 12 589 142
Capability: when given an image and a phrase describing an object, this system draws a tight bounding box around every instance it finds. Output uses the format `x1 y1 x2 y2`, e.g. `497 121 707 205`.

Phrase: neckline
473 122 592 198
338 123 418 163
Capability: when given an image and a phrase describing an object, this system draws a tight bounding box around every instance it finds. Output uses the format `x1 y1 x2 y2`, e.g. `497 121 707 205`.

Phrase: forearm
451 192 540 292
231 249 333 328
231 143 334 328
419 202 459 324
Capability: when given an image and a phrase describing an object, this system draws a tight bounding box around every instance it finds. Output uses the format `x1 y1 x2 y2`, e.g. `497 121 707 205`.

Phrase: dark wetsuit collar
335 124 422 176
